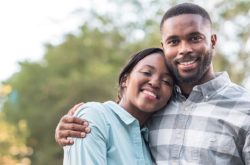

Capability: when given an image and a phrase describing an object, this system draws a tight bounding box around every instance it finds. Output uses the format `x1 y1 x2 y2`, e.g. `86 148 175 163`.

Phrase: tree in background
0 113 31 165
1 0 250 164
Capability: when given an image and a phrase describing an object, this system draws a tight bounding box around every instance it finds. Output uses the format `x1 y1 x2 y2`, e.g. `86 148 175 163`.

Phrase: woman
62 48 173 164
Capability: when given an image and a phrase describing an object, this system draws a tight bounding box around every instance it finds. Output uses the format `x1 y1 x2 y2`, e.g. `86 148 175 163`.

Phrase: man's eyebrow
164 35 179 42
188 32 204 36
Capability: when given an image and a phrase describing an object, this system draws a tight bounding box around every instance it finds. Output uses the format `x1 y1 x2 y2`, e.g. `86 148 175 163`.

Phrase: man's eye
168 39 179 46
190 35 202 42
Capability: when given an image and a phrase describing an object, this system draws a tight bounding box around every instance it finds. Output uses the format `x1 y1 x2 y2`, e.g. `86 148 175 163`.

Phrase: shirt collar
104 101 149 141
194 72 231 97
104 101 136 125
141 127 149 142
174 72 231 99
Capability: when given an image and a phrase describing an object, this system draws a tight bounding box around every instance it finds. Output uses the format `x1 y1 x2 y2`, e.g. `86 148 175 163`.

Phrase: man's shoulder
226 82 250 98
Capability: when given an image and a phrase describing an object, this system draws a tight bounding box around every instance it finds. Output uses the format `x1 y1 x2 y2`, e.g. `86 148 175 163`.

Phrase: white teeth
180 60 196 65
143 90 157 98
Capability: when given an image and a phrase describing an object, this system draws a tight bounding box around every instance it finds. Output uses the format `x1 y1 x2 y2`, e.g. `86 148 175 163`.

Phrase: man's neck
178 70 216 97
179 83 194 97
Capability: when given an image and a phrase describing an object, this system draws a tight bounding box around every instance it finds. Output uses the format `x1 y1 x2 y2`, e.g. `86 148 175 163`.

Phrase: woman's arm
63 103 108 164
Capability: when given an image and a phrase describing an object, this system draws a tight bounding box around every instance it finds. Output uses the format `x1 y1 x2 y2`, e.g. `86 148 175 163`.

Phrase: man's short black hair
160 3 212 32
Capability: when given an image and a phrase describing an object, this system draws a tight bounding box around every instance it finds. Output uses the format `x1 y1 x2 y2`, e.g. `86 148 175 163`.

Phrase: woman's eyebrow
141 64 155 69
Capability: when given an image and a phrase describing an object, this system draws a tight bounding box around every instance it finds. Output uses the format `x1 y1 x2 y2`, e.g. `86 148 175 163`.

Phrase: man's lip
178 59 197 65
175 57 199 65
174 56 199 71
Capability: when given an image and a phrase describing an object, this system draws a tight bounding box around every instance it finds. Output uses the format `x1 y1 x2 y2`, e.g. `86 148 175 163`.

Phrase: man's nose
179 41 192 55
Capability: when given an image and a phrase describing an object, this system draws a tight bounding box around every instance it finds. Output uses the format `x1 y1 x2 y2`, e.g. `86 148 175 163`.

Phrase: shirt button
172 160 178 165
209 137 216 142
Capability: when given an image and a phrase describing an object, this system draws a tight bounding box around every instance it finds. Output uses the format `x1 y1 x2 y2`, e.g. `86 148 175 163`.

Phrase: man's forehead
161 14 211 35
163 14 205 26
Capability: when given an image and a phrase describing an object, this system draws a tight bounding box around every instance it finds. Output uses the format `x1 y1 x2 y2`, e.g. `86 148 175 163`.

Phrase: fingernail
85 127 91 133
81 132 86 137
83 122 88 126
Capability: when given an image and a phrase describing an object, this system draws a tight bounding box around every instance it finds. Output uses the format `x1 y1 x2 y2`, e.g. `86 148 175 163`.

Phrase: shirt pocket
205 134 234 154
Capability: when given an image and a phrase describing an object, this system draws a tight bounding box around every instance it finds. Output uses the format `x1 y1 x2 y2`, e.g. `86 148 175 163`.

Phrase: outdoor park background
0 0 250 164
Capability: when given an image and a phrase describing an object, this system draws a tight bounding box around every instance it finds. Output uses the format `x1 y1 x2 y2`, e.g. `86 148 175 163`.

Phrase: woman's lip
142 90 156 98
141 90 159 100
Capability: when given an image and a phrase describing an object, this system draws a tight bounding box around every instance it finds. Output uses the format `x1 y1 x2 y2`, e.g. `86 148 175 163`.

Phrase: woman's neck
118 100 152 127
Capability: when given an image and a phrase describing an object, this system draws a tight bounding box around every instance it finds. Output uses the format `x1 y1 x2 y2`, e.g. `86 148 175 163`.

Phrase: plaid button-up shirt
149 72 250 165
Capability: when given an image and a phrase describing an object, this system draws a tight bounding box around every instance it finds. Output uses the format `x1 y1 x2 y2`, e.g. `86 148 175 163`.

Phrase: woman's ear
121 74 128 88
122 81 126 87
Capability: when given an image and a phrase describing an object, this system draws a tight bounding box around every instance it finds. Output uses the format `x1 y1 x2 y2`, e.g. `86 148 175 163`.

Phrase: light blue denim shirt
63 101 153 165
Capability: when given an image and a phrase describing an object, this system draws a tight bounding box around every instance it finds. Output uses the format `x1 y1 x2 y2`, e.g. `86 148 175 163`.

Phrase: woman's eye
162 79 173 86
141 71 151 76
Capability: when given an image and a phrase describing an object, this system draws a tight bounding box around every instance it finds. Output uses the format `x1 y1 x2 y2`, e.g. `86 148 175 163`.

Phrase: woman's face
119 53 173 117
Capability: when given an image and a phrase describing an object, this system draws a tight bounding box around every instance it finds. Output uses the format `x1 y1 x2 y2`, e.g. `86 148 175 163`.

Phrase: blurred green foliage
0 113 31 165
1 0 250 164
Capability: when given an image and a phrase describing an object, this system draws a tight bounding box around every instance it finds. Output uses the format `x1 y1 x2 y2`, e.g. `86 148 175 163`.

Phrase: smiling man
148 3 250 164
160 6 216 96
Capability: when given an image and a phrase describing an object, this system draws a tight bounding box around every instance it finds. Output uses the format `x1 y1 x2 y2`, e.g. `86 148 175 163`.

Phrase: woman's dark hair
117 48 165 102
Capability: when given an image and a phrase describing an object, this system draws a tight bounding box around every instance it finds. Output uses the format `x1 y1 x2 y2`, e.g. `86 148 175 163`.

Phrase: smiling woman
118 50 173 125
63 48 173 165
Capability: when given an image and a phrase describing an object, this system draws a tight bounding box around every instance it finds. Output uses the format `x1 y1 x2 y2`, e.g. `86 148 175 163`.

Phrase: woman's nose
149 77 160 88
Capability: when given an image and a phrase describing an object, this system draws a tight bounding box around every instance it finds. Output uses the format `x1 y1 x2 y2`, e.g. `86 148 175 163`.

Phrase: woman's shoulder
74 102 106 117
74 101 119 124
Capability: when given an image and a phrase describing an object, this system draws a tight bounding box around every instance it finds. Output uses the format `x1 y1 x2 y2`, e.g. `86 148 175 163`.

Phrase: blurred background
0 0 249 164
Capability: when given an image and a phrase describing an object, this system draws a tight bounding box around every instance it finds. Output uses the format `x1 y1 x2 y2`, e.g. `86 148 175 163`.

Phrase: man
55 3 250 164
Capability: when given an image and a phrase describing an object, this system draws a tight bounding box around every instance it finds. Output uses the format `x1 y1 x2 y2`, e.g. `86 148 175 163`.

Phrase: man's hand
55 103 91 146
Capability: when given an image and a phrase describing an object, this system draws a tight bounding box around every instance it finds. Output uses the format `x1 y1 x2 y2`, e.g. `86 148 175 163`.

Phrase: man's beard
167 50 213 85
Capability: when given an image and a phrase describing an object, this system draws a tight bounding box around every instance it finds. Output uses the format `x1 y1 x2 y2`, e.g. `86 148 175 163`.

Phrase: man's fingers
59 130 86 138
59 122 89 132
85 127 91 133
68 102 84 115
58 138 74 146
61 115 87 125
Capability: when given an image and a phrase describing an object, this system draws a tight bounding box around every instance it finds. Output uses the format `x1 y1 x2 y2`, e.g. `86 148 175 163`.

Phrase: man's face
161 14 216 85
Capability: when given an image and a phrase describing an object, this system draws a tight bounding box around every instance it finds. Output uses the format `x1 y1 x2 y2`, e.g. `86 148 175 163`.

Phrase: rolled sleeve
243 130 250 164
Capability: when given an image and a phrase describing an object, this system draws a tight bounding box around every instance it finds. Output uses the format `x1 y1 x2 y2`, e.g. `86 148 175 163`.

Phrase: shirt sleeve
63 103 109 165
243 130 250 164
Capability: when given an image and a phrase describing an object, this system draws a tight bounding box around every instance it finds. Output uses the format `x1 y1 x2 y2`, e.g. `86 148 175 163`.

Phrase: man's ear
161 40 164 49
211 34 217 49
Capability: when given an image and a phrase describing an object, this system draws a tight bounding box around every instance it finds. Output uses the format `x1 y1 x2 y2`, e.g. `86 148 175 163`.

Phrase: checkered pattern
148 72 250 165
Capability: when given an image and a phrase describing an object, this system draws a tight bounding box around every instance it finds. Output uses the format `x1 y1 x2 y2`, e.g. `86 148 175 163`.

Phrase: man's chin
177 73 199 84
